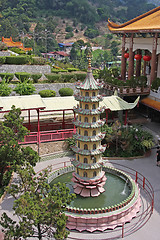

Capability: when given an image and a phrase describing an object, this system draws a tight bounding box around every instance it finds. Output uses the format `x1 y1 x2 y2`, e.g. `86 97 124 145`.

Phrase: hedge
31 57 47 65
45 73 61 83
15 72 31 82
59 88 74 96
39 89 56 98
0 73 14 82
5 56 29 65
74 73 87 81
67 68 79 72
0 56 6 64
31 73 42 83
51 68 68 73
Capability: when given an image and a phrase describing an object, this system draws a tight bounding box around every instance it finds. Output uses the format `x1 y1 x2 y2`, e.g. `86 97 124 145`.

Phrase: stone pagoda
71 55 106 197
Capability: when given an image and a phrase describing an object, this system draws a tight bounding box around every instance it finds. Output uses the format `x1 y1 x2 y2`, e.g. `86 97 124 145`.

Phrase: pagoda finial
87 48 92 69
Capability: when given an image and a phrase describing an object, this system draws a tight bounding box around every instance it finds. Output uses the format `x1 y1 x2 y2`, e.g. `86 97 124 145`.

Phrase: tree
0 105 39 188
0 163 76 240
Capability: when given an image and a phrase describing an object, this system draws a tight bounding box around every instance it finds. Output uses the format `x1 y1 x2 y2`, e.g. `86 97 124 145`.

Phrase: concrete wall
0 64 51 74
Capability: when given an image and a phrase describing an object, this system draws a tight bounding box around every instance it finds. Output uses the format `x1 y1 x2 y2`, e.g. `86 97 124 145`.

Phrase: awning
141 97 160 112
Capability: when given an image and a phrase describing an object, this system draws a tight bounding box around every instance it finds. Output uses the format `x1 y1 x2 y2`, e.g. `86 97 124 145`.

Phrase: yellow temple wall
81 102 99 110
77 127 101 136
76 154 101 164
77 168 101 178
77 140 101 150
80 89 98 97
78 114 100 123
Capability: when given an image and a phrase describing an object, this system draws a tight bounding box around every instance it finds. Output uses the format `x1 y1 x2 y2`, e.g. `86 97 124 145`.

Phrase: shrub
65 26 73 32
74 73 87 81
39 89 56 98
51 68 68 73
61 74 75 83
0 73 14 82
14 82 35 95
31 73 42 83
0 81 12 96
0 56 6 64
31 57 47 65
151 77 160 91
65 32 74 39
11 47 26 55
67 68 79 72
59 88 74 96
15 72 31 82
45 73 61 83
5 56 29 65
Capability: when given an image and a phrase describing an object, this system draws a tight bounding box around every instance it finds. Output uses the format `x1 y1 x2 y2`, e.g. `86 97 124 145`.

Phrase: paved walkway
0 120 160 240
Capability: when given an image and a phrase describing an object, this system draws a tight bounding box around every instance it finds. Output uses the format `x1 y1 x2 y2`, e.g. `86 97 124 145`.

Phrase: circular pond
50 171 131 209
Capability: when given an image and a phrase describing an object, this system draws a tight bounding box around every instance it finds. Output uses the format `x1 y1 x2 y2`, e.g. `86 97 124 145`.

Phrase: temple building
108 6 160 85
70 56 107 197
2 37 32 52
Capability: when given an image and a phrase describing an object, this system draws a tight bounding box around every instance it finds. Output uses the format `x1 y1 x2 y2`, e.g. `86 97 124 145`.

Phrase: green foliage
102 122 154 157
31 73 42 83
74 73 87 81
51 68 68 73
0 163 75 240
45 73 61 83
0 80 12 96
65 32 74 39
61 74 75 83
0 73 14 82
84 27 99 39
15 72 31 82
30 57 47 65
39 89 56 98
5 56 29 65
0 42 8 51
151 77 160 91
0 105 39 188
65 26 73 32
59 88 74 96
67 68 79 72
14 82 35 95
0 57 6 64
65 137 76 151
11 47 26 55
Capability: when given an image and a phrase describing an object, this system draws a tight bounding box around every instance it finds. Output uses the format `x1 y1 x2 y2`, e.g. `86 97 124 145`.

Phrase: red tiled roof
49 51 69 57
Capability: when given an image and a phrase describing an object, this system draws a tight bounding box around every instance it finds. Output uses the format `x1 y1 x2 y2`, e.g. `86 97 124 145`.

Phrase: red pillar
135 49 142 77
150 33 158 84
28 110 31 131
124 110 128 125
105 109 108 124
121 34 126 80
37 109 40 144
128 34 134 80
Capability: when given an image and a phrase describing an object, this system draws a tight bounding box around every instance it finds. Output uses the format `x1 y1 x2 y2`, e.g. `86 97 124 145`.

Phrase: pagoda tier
74 94 103 103
71 145 106 156
71 158 103 170
73 107 105 115
72 119 105 128
72 172 107 197
73 132 106 142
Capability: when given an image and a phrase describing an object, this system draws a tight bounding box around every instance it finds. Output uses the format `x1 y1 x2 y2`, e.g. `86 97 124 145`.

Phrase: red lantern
134 54 142 60
124 53 129 58
143 55 151 61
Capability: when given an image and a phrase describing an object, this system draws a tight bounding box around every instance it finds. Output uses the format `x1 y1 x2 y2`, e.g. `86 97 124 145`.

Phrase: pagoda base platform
72 172 107 197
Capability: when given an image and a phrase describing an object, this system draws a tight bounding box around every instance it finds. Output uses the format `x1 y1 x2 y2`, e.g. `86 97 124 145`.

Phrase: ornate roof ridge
108 6 160 31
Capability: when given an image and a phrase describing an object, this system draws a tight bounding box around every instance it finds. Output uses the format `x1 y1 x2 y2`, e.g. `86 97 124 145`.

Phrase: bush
59 88 74 96
65 32 74 39
151 77 160 91
39 89 56 98
5 56 29 65
0 73 14 82
31 73 42 83
45 73 61 83
0 56 6 64
31 57 47 65
11 47 26 55
67 68 79 72
15 72 31 82
51 68 68 73
14 82 35 95
61 74 75 83
65 26 73 32
74 73 87 81
0 81 12 96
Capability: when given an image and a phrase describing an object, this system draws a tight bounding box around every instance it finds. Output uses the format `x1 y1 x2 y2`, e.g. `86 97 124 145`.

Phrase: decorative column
121 34 126 80
135 49 142 77
128 34 134 80
71 55 106 197
150 33 158 84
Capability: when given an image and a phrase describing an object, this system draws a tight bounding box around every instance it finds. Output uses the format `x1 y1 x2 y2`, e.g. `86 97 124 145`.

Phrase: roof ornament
87 48 92 69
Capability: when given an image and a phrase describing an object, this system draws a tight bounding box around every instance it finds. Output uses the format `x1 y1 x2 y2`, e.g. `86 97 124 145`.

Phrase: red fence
19 128 75 144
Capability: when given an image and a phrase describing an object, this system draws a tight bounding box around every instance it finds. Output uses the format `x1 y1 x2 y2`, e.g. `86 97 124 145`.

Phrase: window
79 129 81 134
84 144 88 150
85 104 89 109
77 169 79 174
77 155 79 161
85 92 89 97
83 171 87 177
92 104 96 109
93 157 96 163
84 158 88 163
80 103 82 108
93 144 96 150
84 117 88 123
92 92 95 97
93 171 97 177
78 142 80 148
92 130 96 136
84 130 88 136
79 116 81 121
92 116 96 122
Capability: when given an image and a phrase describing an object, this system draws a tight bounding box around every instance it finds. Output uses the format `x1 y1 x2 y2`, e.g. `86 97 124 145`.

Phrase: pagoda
71 54 106 197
